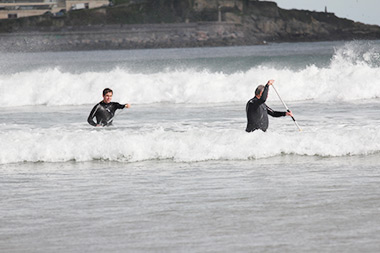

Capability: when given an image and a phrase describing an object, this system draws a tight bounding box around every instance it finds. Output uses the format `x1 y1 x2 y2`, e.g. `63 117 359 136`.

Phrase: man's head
103 88 113 103
255 85 265 98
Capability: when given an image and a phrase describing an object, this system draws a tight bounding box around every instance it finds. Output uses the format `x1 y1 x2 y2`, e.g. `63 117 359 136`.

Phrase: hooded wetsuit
88 101 126 127
246 84 286 132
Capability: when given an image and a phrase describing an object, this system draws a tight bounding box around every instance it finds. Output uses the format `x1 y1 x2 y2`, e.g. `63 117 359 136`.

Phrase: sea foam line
1 126 379 164
1 42 380 107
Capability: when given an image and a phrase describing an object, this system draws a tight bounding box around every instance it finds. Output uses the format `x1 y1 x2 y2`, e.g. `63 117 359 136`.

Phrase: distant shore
1 21 380 53
0 22 251 52
1 1 380 52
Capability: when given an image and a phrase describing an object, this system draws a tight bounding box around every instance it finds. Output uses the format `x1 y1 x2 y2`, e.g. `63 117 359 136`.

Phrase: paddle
272 84 302 131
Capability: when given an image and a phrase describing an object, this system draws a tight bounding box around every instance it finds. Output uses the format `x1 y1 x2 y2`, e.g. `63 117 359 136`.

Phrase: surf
1 124 380 164
1 41 380 107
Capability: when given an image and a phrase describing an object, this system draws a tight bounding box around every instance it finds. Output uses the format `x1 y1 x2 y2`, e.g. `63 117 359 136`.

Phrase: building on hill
0 0 109 19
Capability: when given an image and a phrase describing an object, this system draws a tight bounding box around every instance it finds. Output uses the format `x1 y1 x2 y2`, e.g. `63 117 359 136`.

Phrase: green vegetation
112 0 132 6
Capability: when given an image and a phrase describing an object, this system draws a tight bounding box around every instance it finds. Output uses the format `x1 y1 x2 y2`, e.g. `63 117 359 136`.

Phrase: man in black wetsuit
246 80 293 132
88 88 130 127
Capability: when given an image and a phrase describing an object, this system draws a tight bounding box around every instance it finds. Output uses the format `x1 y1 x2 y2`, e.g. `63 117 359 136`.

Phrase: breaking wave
1 41 380 107
1 125 380 164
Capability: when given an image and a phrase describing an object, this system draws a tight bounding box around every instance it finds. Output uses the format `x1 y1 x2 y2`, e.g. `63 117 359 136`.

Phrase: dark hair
103 88 113 96
255 85 265 96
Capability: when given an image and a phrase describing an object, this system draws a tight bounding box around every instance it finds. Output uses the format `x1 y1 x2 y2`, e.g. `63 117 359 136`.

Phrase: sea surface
1 41 380 252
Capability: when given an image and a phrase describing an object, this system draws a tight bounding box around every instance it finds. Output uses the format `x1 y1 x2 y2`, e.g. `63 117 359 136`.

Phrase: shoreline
1 22 379 53
0 22 257 52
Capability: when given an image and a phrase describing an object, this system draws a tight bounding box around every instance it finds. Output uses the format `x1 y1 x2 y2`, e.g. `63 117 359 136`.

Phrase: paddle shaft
271 84 302 131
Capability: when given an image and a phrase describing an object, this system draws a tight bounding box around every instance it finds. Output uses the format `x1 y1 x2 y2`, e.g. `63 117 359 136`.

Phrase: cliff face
0 0 380 52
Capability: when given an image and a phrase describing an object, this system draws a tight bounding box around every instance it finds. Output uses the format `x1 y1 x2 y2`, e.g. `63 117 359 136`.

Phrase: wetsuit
87 101 126 127
246 84 286 132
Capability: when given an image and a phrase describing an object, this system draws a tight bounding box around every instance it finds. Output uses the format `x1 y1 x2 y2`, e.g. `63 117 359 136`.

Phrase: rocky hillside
0 0 379 51
242 1 380 43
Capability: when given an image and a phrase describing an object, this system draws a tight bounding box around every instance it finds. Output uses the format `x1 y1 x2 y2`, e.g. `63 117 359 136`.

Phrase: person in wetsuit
87 88 130 127
246 80 293 132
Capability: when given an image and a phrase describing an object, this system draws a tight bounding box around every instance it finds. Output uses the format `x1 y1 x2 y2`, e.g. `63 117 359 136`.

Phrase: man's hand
286 111 294 117
267 79 274 85
125 103 130 108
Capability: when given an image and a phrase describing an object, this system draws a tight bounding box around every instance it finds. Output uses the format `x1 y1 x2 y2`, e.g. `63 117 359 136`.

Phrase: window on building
8 13 17 19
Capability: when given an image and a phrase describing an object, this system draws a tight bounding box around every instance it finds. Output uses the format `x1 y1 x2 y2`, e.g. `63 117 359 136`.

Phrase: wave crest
1 42 380 107
1 126 379 164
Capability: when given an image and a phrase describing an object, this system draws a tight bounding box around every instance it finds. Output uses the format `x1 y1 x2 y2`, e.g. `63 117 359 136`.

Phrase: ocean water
1 41 380 252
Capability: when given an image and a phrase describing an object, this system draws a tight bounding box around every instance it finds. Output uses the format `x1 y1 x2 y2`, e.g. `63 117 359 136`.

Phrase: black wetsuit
87 101 126 127
246 84 286 132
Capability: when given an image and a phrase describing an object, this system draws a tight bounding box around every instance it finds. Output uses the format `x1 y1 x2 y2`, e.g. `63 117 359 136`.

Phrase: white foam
1 125 379 164
1 42 380 107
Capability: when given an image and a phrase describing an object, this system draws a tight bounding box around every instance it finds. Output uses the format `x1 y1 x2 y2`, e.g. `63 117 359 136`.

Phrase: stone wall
0 22 248 52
